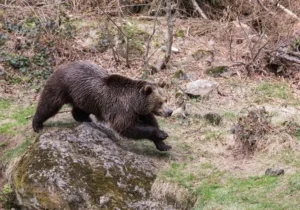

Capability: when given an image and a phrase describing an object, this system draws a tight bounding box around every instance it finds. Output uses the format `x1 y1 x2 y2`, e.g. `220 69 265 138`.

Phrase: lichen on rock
8 123 168 209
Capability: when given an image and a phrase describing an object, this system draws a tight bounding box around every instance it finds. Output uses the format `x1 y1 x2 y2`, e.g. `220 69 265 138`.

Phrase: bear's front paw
155 141 172 151
32 123 43 133
156 130 168 141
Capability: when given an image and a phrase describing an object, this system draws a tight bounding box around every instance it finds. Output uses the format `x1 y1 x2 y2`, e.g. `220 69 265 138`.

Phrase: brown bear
32 61 173 151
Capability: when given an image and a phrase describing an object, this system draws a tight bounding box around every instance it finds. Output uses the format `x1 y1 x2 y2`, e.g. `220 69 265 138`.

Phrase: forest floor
1 3 300 209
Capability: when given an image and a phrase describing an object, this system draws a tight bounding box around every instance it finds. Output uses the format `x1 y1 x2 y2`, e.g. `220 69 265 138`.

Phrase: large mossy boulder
8 123 167 210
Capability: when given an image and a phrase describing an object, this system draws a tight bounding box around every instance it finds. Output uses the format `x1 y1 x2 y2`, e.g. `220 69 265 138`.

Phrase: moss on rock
8 124 164 209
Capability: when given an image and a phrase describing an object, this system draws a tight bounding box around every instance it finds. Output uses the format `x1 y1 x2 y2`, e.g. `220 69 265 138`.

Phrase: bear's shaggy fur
32 61 173 151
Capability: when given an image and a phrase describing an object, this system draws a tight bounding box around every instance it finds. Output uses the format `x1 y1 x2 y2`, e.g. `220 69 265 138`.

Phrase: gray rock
161 46 179 53
0 64 5 77
184 79 219 97
8 123 171 210
265 168 285 176
171 107 188 119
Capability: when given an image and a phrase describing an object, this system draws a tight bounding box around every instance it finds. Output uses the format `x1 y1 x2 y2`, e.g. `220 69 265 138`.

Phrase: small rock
204 113 222 125
265 168 285 176
99 196 111 207
230 124 238 134
172 107 188 118
184 79 219 97
185 103 192 114
0 64 5 78
161 46 179 53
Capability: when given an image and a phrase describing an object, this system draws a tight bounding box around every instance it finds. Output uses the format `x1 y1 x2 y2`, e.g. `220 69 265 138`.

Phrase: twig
165 0 174 62
155 0 174 72
99 10 130 67
245 41 269 76
144 0 162 67
134 16 164 21
253 41 269 63
229 26 246 66
277 3 300 21
256 0 276 15
191 0 208 19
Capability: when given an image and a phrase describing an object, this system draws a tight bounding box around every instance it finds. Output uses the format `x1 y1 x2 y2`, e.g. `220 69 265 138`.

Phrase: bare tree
155 0 174 72
144 0 162 68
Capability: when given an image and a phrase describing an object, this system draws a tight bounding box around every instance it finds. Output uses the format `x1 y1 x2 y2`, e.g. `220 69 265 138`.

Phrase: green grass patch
0 138 32 163
0 122 16 134
0 101 36 164
0 104 35 135
279 149 300 168
161 161 300 209
0 141 8 149
0 100 10 110
255 81 293 103
221 111 237 121
204 130 225 141
195 176 280 210
161 162 196 190
11 105 35 125
0 183 15 210
0 99 11 120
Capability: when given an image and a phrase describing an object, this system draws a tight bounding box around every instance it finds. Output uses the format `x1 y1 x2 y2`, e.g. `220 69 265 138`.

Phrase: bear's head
139 81 173 117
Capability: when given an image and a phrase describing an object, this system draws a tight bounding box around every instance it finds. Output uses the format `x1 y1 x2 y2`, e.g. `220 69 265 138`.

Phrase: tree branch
99 9 130 67
154 0 174 72
191 0 208 19
144 0 163 67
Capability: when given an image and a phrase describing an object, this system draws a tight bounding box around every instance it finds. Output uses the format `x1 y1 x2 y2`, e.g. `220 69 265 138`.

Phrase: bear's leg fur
123 124 171 151
139 114 159 127
32 95 65 132
120 115 171 151
71 107 92 122
138 114 171 151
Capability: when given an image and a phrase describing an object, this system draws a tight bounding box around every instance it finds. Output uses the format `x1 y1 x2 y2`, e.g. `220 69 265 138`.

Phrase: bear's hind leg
72 107 92 122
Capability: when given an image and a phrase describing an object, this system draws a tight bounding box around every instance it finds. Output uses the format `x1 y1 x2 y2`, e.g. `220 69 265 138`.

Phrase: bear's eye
159 102 163 106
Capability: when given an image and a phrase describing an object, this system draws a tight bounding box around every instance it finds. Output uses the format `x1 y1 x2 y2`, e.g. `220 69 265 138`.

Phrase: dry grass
233 106 300 157
233 106 273 155
151 178 197 210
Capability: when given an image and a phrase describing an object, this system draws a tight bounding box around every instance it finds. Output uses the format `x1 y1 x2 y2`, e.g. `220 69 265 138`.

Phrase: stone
0 64 5 77
265 168 285 176
171 107 188 119
161 46 179 53
184 79 219 97
8 123 171 209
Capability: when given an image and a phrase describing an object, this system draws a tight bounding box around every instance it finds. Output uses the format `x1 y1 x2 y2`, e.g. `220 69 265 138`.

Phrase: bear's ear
140 85 153 95
158 81 166 88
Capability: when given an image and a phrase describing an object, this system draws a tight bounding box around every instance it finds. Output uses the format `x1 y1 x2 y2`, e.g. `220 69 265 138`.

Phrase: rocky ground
1 1 300 209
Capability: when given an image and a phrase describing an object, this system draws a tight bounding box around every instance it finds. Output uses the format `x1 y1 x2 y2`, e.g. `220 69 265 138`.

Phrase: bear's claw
157 130 169 141
155 141 172 151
